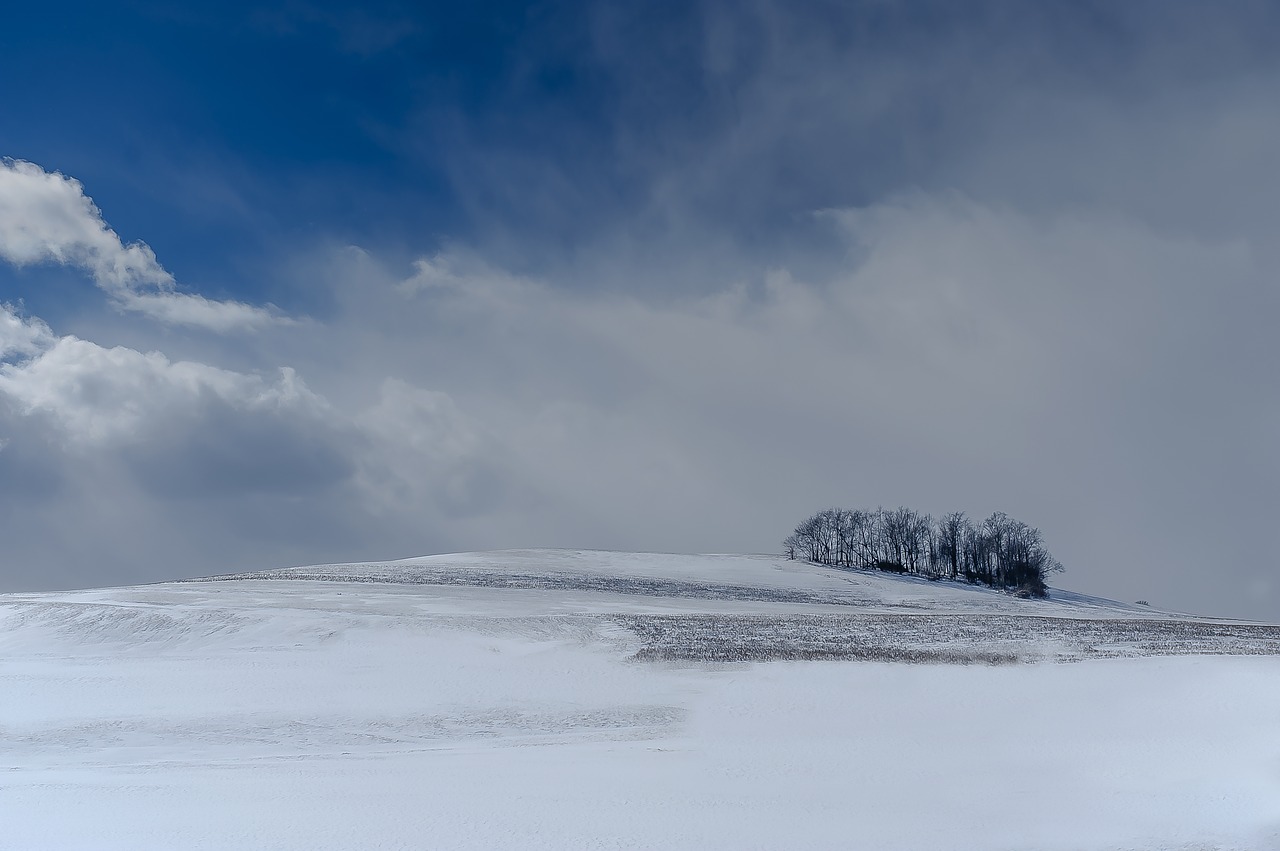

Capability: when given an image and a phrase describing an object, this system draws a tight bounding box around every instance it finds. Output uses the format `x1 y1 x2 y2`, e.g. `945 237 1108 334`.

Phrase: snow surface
3 549 1279 849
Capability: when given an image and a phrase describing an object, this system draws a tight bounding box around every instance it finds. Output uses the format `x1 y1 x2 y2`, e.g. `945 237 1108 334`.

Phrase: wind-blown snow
2 550 1278 849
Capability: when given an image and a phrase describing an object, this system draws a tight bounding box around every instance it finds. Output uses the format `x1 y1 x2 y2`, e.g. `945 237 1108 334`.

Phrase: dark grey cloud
118 395 356 500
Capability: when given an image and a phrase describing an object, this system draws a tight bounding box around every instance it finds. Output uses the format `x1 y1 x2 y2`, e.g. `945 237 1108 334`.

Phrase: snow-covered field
3 550 1279 849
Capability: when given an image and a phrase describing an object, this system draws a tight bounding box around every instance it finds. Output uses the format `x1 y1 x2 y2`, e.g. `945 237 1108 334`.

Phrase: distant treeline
784 507 1064 597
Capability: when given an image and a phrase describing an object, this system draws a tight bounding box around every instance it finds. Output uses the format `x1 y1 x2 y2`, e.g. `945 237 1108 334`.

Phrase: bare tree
784 506 1063 598
936 511 967 580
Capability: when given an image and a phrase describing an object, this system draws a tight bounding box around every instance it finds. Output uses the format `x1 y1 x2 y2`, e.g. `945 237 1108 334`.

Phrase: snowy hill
194 548 1279 663
211 547 1156 616
3 550 1280 849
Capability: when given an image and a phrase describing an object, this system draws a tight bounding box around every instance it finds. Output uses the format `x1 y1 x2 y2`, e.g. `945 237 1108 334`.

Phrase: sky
1 0 1278 620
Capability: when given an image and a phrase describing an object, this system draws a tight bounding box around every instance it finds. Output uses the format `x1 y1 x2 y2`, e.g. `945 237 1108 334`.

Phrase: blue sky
2 1 1279 619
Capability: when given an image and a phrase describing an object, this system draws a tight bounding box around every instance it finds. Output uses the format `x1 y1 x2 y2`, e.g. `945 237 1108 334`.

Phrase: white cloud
0 303 55 360
0 336 320 447
0 159 285 331
116 291 288 334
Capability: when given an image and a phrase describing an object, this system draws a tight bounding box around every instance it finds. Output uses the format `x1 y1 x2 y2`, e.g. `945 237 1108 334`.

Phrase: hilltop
186 549 1274 664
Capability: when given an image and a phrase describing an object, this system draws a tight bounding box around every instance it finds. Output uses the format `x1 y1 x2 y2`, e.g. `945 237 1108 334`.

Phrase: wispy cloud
0 159 287 332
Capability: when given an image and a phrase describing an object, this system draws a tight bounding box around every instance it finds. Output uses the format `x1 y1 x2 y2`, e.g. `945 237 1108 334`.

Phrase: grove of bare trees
783 507 1063 597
